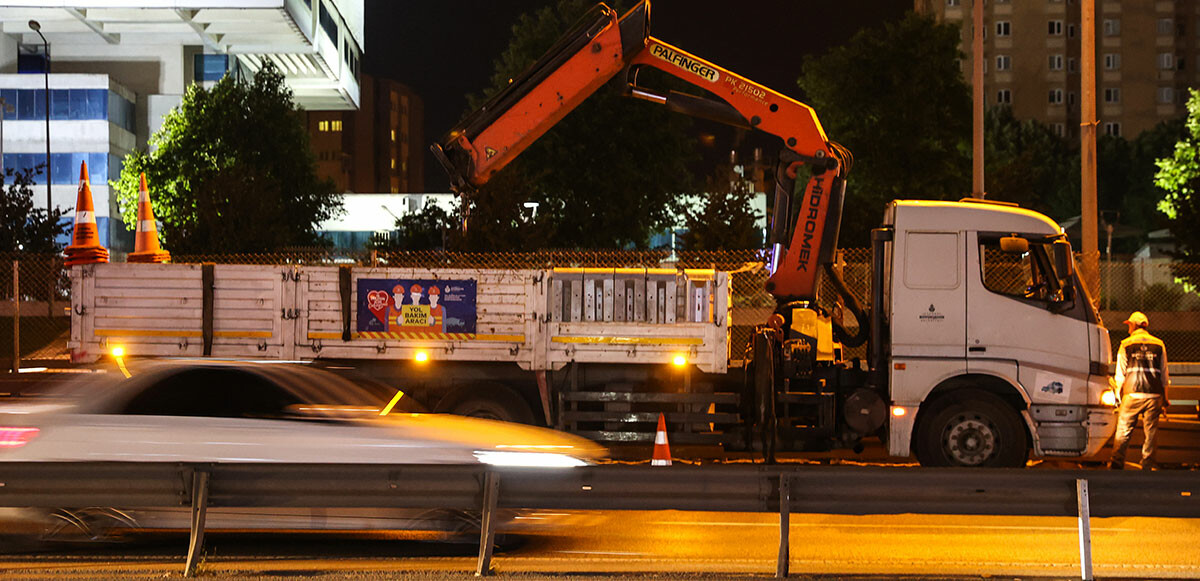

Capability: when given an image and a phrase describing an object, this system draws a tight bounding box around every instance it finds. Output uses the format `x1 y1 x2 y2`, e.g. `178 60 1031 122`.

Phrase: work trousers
1109 395 1164 469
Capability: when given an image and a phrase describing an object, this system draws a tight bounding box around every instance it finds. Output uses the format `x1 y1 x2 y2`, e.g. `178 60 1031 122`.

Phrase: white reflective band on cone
75 210 95 223
651 458 671 466
655 431 668 445
137 220 155 232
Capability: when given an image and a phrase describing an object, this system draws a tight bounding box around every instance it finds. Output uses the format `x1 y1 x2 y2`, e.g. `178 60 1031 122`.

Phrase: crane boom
432 0 850 302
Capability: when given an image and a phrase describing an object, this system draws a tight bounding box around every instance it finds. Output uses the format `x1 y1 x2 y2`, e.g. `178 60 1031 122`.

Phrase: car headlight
473 450 588 468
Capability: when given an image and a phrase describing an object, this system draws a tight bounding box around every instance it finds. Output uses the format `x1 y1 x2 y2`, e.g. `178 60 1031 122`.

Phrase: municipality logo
919 304 945 322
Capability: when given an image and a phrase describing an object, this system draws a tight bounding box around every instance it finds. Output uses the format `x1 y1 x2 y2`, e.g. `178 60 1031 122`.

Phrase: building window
997 89 1012 105
390 129 396 142
1104 53 1120 70
390 157 396 170
1158 53 1175 70
1103 88 1120 104
1053 123 1066 137
946 0 960 5
331 120 342 132
1104 122 1121 137
1103 19 1120 36
1048 20 1063 36
1049 54 1063 71
1049 89 1064 104
996 21 1011 37
1178 56 1187 71
1158 19 1174 36
1068 92 1077 107
1068 58 1077 73
317 120 329 132
996 55 1011 71
1068 24 1076 39
193 54 228 82
1158 87 1176 104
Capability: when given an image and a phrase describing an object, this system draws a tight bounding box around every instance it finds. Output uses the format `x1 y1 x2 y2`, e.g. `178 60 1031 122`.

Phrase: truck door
890 230 966 360
966 232 1091 404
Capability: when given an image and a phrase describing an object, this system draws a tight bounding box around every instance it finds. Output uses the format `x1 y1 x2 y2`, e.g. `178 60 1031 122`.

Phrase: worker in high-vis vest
1109 311 1171 470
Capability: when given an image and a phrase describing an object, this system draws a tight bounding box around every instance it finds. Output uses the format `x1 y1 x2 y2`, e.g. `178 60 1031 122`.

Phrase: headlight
1101 390 1118 406
473 450 588 468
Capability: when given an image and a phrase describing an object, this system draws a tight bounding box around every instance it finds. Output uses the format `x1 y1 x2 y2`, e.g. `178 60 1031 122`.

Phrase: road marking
648 521 1136 532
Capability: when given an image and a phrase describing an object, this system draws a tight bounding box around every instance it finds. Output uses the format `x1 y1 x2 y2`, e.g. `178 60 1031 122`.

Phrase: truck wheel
914 390 1028 468
447 388 536 425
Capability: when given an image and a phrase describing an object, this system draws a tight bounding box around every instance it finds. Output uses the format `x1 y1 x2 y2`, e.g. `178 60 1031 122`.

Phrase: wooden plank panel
570 280 582 323
94 277 202 289
552 279 563 322
94 266 201 279
666 279 677 324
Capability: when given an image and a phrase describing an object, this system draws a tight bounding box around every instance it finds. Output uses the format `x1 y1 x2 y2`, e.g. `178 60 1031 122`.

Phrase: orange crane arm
432 1 850 302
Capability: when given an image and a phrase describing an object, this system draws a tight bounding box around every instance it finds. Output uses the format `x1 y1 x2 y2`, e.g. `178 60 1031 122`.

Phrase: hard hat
1124 311 1149 327
392 284 405 294
428 286 440 295
410 283 423 293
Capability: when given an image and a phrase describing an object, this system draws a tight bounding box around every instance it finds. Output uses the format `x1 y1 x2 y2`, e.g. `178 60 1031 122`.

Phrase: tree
680 163 762 250
0 166 69 253
458 0 697 250
796 12 971 246
983 107 1075 219
112 61 340 253
1155 88 1200 262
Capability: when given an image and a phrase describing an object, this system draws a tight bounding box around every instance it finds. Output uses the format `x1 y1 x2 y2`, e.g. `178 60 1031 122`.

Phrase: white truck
70 0 1118 467
68 196 1116 467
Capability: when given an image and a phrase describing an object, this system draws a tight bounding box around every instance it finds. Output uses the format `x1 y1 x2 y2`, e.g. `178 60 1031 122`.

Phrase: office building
0 1 363 249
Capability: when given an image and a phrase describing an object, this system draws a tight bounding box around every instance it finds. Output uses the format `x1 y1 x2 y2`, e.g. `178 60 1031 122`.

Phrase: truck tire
914 390 1028 468
445 387 536 425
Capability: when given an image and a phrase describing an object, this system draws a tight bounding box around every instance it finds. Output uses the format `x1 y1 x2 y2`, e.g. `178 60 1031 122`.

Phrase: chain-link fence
1 253 71 368
9 249 1200 365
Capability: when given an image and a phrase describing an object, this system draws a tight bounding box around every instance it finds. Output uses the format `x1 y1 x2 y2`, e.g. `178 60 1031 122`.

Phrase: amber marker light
1101 390 1118 406
892 406 907 417
111 346 125 358
414 351 429 363
672 354 687 367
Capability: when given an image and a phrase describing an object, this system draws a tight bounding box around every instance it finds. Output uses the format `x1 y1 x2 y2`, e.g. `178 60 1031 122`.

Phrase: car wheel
914 390 1028 468
448 388 536 425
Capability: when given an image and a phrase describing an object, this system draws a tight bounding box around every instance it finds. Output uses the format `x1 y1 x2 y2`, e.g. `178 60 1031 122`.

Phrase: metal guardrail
1 463 1197 578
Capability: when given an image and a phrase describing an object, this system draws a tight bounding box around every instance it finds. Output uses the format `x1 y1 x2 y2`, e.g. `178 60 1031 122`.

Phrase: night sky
363 1 912 191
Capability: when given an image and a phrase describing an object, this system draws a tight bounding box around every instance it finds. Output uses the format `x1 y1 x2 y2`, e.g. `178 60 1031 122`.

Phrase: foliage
982 107 1075 218
367 200 458 251
796 12 971 246
112 61 340 253
458 0 696 250
681 163 762 250
0 165 69 253
1155 88 1200 265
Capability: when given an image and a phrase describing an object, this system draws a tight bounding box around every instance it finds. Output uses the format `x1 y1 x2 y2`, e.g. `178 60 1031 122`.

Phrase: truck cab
881 199 1114 466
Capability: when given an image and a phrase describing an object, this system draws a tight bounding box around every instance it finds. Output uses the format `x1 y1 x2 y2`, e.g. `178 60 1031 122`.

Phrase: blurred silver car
0 360 605 541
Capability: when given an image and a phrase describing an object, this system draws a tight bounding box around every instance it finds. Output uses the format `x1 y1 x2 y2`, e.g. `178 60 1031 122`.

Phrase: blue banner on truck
357 278 477 339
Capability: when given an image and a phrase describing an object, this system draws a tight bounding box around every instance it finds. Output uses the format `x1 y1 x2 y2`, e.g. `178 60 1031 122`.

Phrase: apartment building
307 75 424 194
915 0 1196 139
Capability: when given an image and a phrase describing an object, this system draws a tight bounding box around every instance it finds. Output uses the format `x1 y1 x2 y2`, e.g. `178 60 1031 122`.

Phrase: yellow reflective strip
551 336 703 345
214 331 273 338
95 329 202 337
475 334 525 342
307 332 526 342
379 390 405 416
95 329 271 339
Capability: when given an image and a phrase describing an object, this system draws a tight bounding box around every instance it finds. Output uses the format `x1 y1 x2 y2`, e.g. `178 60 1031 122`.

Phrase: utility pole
1080 0 1100 303
972 0 985 199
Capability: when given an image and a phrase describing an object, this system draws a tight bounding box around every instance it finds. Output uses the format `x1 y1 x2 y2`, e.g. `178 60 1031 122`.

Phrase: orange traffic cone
652 412 672 466
126 173 170 263
63 160 110 266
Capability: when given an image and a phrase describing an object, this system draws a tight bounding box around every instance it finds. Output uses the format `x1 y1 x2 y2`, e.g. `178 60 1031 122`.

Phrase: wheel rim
942 413 997 466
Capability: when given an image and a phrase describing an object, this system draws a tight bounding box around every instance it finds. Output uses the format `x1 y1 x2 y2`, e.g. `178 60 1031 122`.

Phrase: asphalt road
2 510 1198 579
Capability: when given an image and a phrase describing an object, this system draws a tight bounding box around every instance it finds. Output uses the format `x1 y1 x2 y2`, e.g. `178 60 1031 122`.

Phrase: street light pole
28 20 50 216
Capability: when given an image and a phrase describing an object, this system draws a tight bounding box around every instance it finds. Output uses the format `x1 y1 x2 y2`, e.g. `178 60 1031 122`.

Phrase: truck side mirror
1052 240 1074 278
999 236 1028 253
